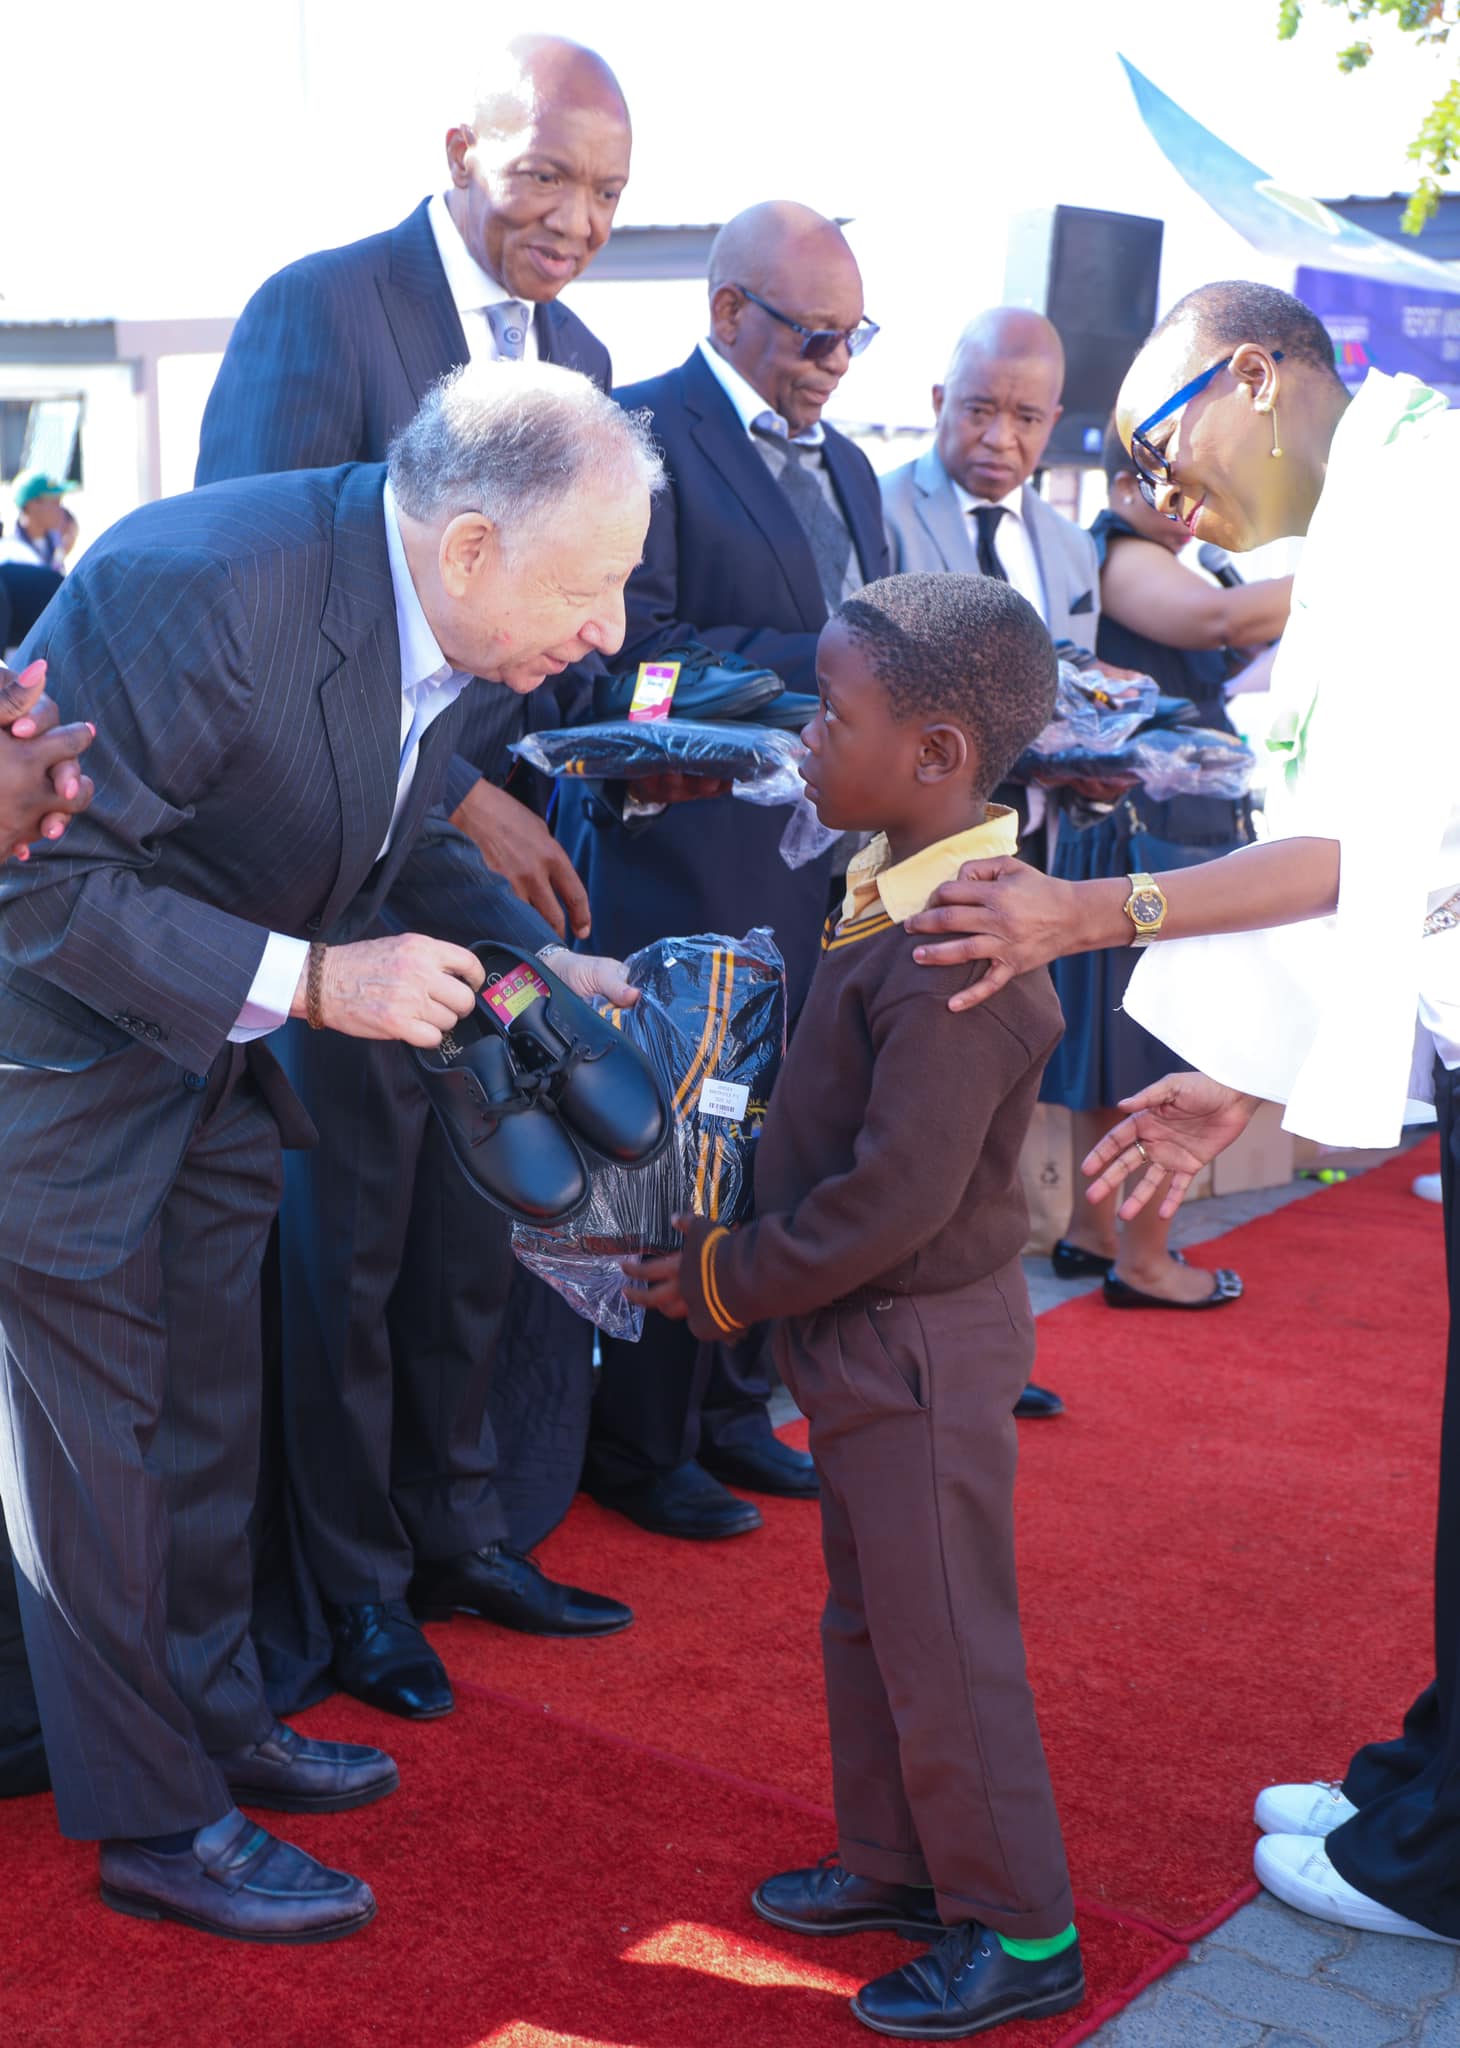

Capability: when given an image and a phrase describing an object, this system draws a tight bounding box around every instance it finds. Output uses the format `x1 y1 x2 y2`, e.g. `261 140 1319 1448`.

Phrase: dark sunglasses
736 286 879 364
1130 351 1285 516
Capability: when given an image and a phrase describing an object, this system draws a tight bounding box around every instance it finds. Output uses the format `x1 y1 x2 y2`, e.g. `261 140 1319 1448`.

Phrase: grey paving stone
1095 1984 1266 2047
1322 1934 1460 2010
1157 1951 1412 2041
1417 1992 1460 2045
1263 2034 1327 2047
1206 1895 1349 1975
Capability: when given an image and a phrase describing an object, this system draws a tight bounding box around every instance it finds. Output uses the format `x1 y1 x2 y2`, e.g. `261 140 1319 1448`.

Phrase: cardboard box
1210 1099 1295 1198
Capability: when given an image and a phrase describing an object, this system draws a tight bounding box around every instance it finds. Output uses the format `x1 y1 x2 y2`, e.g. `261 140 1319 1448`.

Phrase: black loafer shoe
851 1923 1085 2038
1013 1382 1065 1420
100 1808 376 1944
701 1437 820 1498
1103 1266 1243 1311
471 942 668 1165
330 1601 454 1721
415 1018 588 1223
587 1459 763 1540
1050 1239 1115 1280
410 1542 633 1637
214 1719 399 1814
752 1854 942 1941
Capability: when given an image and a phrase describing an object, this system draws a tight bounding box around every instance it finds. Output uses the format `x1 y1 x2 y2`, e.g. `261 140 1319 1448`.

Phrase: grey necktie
755 429 854 613
972 504 1009 582
485 300 530 361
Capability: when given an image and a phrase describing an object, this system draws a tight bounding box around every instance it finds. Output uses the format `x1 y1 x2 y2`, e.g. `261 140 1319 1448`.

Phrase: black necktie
972 504 1009 582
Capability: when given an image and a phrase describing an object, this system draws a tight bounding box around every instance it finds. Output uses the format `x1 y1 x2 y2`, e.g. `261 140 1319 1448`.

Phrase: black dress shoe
330 1601 454 1721
1013 1383 1065 1420
1103 1265 1243 1310
752 1854 942 1940
587 1459 763 1540
471 942 668 1165
701 1436 820 1498
410 1542 633 1637
214 1719 399 1814
851 1923 1085 2038
415 1019 588 1223
1050 1239 1115 1280
99 1808 376 1944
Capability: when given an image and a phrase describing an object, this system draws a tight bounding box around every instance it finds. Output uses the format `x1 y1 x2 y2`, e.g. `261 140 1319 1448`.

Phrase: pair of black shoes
587 1440 820 1542
752 1856 1084 2038
414 943 667 1224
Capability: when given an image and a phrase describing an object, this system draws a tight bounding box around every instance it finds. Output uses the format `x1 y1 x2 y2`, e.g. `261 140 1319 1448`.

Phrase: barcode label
699 1077 750 1121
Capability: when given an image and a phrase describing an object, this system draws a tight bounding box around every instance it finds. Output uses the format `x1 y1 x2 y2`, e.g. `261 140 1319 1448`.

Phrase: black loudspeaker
1004 206 1164 466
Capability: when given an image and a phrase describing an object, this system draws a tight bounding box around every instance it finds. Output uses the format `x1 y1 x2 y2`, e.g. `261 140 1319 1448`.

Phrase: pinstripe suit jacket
194 197 611 807
0 461 555 1281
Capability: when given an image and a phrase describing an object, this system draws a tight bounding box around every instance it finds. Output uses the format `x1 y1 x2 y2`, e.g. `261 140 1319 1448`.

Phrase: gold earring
1269 407 1282 459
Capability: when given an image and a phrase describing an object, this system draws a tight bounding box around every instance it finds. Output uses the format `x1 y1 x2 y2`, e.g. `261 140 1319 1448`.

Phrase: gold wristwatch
1123 871 1168 946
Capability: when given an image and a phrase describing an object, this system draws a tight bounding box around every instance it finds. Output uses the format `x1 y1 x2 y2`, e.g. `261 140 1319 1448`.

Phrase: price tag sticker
698 1077 750 1121
628 661 680 722
481 961 549 1026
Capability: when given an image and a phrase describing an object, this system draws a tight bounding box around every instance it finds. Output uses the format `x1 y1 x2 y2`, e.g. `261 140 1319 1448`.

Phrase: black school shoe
471 943 668 1167
414 1016 588 1224
851 1923 1085 2038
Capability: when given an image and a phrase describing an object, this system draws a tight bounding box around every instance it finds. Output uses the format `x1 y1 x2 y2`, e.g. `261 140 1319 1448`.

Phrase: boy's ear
916 721 970 784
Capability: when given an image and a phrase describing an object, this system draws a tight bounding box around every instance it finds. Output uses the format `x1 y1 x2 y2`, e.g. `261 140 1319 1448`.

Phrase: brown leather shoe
752 1854 942 1940
99 1808 376 1943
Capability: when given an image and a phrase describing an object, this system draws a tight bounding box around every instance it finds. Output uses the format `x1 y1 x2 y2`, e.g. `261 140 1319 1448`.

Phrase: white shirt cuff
229 932 310 1043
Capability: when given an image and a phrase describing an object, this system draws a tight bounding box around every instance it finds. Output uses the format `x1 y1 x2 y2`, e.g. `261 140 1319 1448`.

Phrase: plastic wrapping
1128 725 1255 800
1015 659 1253 799
777 788 845 869
511 929 787 1339
510 718 806 804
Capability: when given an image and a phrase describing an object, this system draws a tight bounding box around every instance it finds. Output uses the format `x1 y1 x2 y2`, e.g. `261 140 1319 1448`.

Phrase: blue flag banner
1122 57 1460 299
1297 267 1460 403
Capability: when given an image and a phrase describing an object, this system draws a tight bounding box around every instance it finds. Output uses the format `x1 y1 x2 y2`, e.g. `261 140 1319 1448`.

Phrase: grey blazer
880 447 1101 653
0 462 554 1280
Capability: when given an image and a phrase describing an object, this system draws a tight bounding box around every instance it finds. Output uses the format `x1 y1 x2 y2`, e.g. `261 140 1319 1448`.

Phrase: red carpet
0 1144 1445 2045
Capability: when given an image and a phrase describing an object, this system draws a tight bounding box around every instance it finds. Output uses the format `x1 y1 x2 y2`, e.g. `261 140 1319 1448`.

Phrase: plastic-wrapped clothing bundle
1015 658 1255 799
510 718 807 804
512 929 787 1339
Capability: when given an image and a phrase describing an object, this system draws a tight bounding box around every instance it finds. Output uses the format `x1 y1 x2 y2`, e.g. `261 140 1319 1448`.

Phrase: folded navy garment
511 718 804 796
512 928 787 1339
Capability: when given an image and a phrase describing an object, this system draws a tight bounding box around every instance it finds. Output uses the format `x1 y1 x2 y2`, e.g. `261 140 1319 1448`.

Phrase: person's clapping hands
1081 1073 1262 1220
0 659 96 862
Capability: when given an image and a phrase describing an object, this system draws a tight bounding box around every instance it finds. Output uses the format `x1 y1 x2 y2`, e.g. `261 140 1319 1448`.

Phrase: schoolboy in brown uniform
626 573 1082 2039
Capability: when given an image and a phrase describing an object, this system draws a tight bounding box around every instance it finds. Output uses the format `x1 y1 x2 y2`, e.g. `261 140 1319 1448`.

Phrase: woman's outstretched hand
1082 1074 1262 1220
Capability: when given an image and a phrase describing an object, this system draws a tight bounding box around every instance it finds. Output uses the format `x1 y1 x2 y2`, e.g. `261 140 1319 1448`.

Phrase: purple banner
1297 266 1460 404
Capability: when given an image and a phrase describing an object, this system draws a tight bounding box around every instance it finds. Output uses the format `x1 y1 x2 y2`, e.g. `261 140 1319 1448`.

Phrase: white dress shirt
426 192 539 364
950 478 1047 622
229 481 472 1041
695 337 825 447
1125 369 1460 1148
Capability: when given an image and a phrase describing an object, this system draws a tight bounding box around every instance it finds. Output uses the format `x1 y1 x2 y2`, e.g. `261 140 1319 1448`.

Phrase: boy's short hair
836 572 1058 794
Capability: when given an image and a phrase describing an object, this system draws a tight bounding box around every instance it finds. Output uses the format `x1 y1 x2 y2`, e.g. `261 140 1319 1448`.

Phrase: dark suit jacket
0 462 554 1281
194 197 610 805
559 348 890 1018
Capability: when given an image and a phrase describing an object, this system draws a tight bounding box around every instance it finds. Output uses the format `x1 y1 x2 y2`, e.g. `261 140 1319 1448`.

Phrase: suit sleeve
620 477 820 688
382 808 562 956
0 555 274 1072
679 984 1050 1339
196 266 365 483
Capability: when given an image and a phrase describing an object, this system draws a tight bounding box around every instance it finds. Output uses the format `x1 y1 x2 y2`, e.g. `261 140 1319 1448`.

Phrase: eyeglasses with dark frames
736 286 879 364
1130 350 1284 517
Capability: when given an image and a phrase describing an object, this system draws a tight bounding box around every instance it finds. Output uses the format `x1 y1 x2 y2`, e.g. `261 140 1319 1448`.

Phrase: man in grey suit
0 362 656 1940
881 309 1100 654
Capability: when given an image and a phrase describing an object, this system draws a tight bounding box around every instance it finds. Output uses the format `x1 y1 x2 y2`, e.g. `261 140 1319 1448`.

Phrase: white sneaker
1253 1779 1358 1838
1414 1172 1444 1204
1255 1835 1457 1941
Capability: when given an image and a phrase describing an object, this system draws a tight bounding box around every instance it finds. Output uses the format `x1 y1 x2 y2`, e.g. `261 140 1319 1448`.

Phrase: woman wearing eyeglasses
1043 421 1291 1309
907 280 1460 1949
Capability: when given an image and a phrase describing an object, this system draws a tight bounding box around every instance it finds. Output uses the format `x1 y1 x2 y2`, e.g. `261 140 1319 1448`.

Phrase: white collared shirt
230 480 473 1041
695 338 825 447
427 191 539 364
949 478 1047 624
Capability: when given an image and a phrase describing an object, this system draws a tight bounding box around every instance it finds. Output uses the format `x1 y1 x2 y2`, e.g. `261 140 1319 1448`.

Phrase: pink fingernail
86 723 97 738
45 822 64 839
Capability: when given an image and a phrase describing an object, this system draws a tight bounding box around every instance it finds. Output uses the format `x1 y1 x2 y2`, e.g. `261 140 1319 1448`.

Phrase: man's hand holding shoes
0 659 96 862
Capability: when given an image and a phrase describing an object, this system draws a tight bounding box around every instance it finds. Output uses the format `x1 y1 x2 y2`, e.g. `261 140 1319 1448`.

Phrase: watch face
1131 890 1164 924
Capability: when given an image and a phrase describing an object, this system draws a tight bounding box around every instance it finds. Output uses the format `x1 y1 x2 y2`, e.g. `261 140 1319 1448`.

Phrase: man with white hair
0 361 656 1940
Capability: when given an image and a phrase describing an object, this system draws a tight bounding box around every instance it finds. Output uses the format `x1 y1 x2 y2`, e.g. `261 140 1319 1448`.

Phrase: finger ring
1134 1140 1151 1165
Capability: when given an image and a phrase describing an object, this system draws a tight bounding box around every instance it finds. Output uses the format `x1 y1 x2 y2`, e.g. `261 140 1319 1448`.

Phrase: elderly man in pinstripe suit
0 361 656 1941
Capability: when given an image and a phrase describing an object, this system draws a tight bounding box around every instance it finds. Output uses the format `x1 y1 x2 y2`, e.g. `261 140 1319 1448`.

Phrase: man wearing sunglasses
557 199 890 1542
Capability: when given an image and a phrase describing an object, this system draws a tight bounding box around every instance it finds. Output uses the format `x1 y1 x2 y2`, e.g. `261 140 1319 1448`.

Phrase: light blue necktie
485 300 529 361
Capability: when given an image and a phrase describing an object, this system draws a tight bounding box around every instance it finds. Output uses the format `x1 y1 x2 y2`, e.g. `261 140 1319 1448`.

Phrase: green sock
997 1923 1078 1962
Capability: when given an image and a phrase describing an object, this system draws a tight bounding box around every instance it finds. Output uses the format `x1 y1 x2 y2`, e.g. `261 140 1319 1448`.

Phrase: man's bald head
706 202 869 435
445 35 631 304
933 306 1067 500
